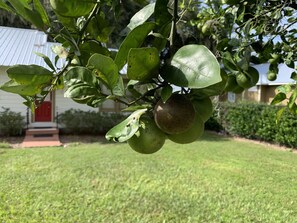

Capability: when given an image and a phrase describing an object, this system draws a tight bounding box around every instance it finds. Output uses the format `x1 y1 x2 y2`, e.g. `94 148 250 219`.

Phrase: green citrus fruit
168 115 204 144
267 71 277 81
50 0 95 17
154 94 195 135
191 97 213 122
236 67 259 89
224 74 244 94
127 117 166 154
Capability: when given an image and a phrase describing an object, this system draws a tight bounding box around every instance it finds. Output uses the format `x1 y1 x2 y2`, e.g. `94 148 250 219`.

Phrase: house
0 26 125 121
226 63 296 104
0 26 124 146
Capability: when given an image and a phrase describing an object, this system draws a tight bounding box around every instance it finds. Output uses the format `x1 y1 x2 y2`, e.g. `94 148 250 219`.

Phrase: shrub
58 109 128 135
216 102 297 148
220 103 262 139
256 105 278 142
0 107 25 136
275 110 297 147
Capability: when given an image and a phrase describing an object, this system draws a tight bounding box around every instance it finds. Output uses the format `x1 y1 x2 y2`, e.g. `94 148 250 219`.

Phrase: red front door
35 101 52 122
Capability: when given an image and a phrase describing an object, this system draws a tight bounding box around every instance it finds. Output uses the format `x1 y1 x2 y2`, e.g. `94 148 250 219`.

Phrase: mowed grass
0 133 297 223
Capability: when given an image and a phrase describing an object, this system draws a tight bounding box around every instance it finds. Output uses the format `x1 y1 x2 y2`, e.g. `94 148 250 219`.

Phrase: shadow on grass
60 131 232 146
59 134 118 146
200 131 231 142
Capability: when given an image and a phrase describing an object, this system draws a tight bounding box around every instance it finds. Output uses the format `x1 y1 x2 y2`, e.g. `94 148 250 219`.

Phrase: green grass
0 133 297 222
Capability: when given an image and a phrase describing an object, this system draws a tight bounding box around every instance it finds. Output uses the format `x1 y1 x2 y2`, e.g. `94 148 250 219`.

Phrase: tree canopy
0 0 296 152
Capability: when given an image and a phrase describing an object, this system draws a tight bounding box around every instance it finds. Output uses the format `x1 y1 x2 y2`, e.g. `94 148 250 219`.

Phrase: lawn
0 132 297 222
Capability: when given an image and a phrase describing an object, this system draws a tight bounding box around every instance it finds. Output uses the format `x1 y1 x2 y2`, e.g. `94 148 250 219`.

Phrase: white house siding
0 68 28 117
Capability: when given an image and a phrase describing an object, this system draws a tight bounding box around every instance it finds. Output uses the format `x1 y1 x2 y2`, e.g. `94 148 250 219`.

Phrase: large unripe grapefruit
168 114 204 144
154 94 195 135
127 117 166 154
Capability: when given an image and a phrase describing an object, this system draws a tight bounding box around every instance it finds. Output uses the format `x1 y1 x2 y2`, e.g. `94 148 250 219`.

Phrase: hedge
0 107 25 136
212 102 297 148
57 109 128 135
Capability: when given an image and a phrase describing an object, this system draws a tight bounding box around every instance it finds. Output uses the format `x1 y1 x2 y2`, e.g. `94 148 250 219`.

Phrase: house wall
0 67 28 117
259 85 278 104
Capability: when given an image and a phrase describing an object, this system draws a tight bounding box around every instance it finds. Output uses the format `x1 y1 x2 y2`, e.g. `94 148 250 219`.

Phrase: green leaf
105 109 147 142
154 0 171 26
33 0 50 27
64 67 98 87
271 92 287 105
115 22 156 70
161 85 173 103
122 104 152 112
127 3 155 31
275 107 286 124
87 14 114 43
161 45 221 89
35 52 56 71
64 82 98 99
127 47 160 81
0 80 40 96
222 51 238 71
290 72 297 81
79 41 110 65
191 69 228 98
64 80 105 107
0 1 13 12
7 65 53 85
112 76 125 97
288 88 297 111
8 0 44 29
87 54 119 90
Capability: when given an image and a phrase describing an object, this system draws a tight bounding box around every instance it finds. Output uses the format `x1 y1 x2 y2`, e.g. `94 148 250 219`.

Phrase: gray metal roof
0 26 128 74
0 26 60 69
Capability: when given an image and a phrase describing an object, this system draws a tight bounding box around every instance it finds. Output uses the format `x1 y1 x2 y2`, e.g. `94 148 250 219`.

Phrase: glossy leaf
87 54 119 90
8 0 44 29
87 14 114 43
115 22 155 70
127 47 160 81
33 0 50 27
35 52 56 71
105 109 147 142
7 65 52 85
161 45 221 89
161 85 173 103
191 69 228 98
64 82 98 99
271 92 287 105
154 0 171 26
64 67 98 87
0 80 40 96
112 76 125 97
64 80 104 108
127 3 155 31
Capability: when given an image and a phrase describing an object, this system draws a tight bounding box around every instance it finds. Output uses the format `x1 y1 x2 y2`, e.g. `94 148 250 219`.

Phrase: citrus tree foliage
188 0 297 112
0 0 296 153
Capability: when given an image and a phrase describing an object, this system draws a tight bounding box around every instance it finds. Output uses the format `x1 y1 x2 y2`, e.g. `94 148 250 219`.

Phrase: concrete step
26 128 59 135
28 122 58 128
22 127 62 148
